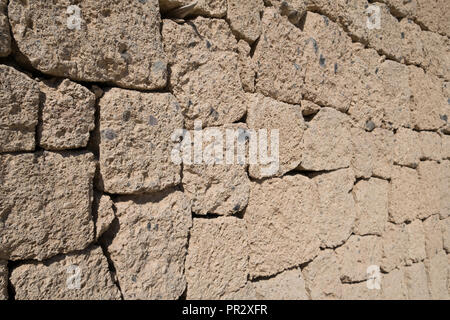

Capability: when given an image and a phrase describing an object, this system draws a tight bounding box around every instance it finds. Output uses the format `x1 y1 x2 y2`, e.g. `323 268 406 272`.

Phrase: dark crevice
6 261 16 301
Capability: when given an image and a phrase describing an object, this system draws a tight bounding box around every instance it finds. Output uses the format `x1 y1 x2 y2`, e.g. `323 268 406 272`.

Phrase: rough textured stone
245 176 321 278
425 251 449 300
247 93 306 178
227 0 263 43
0 152 95 261
389 166 420 223
336 235 382 283
419 131 442 161
405 219 426 265
371 128 395 179
99 88 183 194
0 65 40 153
393 128 421 168
441 160 450 219
381 223 408 272
381 268 408 300
252 269 309 300
0 260 7 300
183 125 251 215
8 0 167 90
0 0 10 57
301 100 321 116
341 282 382 300
442 135 450 160
353 178 389 236
160 0 227 18
423 215 444 259
186 217 248 299
163 18 246 128
39 79 95 150
300 108 353 171
417 161 441 219
404 262 430 299
443 218 450 254
10 246 121 300
313 168 356 248
94 194 115 241
237 40 256 92
302 249 342 300
108 191 191 300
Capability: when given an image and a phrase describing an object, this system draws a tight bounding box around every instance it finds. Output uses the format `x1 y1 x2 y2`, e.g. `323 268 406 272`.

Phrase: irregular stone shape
441 161 450 219
405 219 426 265
417 161 441 219
245 176 321 278
0 65 39 153
302 249 343 300
404 262 430 299
419 132 442 161
381 268 408 300
0 0 10 57
0 152 95 261
163 18 246 128
252 269 309 300
160 0 227 18
341 282 382 300
8 0 167 90
443 218 450 254
221 282 257 300
336 235 382 283
313 168 356 248
301 100 320 116
94 194 115 240
300 108 353 171
442 135 450 160
39 79 95 150
423 215 444 259
0 260 7 300
183 125 251 215
99 88 183 194
108 191 191 300
372 129 395 179
10 246 120 300
353 178 389 236
186 217 248 299
247 93 306 178
389 166 420 223
393 128 421 168
351 129 374 179
381 223 408 272
227 0 263 43
237 40 256 92
425 251 449 300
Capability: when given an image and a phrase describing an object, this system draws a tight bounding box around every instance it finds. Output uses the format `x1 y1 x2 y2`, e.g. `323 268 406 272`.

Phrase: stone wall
0 0 449 300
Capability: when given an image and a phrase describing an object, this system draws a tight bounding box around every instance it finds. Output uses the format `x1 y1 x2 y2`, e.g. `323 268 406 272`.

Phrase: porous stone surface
425 251 449 300
252 269 309 300
443 218 450 254
39 79 96 150
0 65 40 153
0 0 10 57
404 262 430 299
0 152 95 261
160 0 227 18
186 216 248 299
107 191 191 300
388 166 420 223
227 0 263 43
94 194 115 240
393 128 421 168
8 0 167 90
245 175 321 278
162 18 246 128
10 246 121 300
0 260 7 300
99 88 183 194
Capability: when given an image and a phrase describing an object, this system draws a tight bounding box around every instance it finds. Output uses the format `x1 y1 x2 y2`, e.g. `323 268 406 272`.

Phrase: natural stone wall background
0 0 449 300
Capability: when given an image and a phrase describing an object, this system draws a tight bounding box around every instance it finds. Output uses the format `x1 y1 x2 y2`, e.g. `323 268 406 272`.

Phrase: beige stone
351 129 374 179
0 152 95 261
389 166 420 223
405 219 426 265
425 251 449 300
419 132 442 161
247 93 306 178
8 0 167 90
227 0 263 43
94 194 115 240
301 100 321 117
39 79 95 150
11 246 120 300
160 0 227 18
404 262 430 299
313 168 356 248
381 268 408 300
381 223 408 272
0 65 40 153
300 108 353 171
417 161 441 219
442 135 450 160
372 128 395 179
0 260 7 300
237 40 256 92
441 160 450 219
353 178 389 236
186 217 248 299
423 215 444 259
302 249 342 300
393 128 421 168
108 191 191 300
163 18 246 128
99 88 183 194
336 235 382 283
252 269 309 300
0 0 10 57
443 218 450 254
341 282 382 300
245 176 321 278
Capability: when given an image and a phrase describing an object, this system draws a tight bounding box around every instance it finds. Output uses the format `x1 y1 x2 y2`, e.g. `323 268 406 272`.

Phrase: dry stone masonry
0 0 448 300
